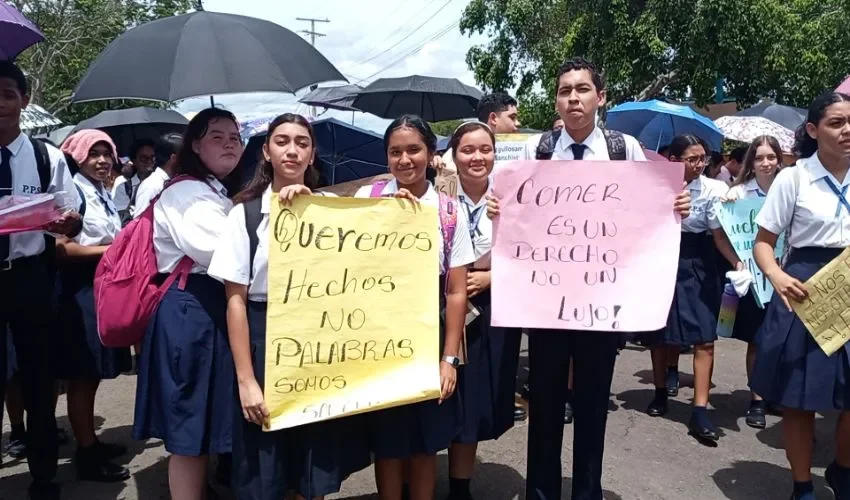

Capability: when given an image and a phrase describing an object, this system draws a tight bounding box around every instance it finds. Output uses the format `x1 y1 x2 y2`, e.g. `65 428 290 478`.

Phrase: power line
296 17 330 46
339 0 435 67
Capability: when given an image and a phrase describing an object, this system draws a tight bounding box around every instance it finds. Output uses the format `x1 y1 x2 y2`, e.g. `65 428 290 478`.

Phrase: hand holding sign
790 247 850 356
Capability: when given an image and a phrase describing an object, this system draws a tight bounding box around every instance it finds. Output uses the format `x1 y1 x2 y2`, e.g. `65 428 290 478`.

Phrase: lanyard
459 195 486 244
822 177 850 218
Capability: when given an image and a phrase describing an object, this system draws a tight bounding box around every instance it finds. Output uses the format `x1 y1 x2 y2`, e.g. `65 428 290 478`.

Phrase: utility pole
296 17 330 117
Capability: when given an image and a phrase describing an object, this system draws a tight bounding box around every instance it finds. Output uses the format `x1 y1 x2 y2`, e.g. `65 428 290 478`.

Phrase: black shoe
520 382 530 401
825 461 850 499
688 412 719 443
28 481 59 500
646 396 668 417
5 432 27 458
563 401 574 424
94 440 127 460
513 405 527 422
745 403 767 429
665 369 679 397
75 448 131 483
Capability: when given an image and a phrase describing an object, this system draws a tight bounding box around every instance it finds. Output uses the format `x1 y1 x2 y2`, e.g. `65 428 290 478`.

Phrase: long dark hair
667 134 708 160
233 113 320 204
176 107 241 181
383 115 437 154
793 92 850 159
732 135 783 187
449 121 495 157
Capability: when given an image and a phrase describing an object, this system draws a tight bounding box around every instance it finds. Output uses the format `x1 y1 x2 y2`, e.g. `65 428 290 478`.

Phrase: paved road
1 338 840 499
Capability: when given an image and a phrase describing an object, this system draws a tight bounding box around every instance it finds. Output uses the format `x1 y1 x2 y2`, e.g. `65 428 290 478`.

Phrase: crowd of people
1 51 849 500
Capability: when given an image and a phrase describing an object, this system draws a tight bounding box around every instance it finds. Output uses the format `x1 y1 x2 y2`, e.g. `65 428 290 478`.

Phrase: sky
176 0 489 134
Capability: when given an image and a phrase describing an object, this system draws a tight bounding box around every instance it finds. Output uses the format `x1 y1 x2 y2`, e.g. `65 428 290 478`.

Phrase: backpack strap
370 180 390 197
75 184 87 218
438 192 457 289
535 130 558 160
602 129 627 161
244 196 263 280
29 137 50 193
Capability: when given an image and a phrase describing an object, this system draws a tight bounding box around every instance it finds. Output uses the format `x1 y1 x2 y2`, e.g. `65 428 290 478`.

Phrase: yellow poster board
264 195 441 430
791 247 850 356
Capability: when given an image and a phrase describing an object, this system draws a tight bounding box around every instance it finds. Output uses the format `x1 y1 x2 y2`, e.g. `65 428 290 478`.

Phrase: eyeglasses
681 155 707 165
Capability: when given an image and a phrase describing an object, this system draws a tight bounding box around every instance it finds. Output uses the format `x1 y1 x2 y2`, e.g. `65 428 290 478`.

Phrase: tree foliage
460 0 850 129
429 119 465 137
11 0 192 124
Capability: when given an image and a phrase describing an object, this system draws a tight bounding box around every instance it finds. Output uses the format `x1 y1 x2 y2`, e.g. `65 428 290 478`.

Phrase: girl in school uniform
751 92 850 500
722 135 783 429
644 134 742 443
354 115 475 500
56 131 132 482
208 113 369 500
133 108 243 500
446 121 522 500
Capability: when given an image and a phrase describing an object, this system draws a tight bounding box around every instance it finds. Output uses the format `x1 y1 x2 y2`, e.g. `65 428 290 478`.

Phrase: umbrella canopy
20 104 61 131
0 0 44 60
606 100 725 151
735 101 806 131
352 75 483 121
71 107 189 156
299 85 362 112
714 116 795 152
72 11 345 103
837 76 850 95
34 124 75 147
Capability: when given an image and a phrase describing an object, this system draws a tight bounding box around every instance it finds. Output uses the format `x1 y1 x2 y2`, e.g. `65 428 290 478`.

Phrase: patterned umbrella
714 116 795 152
20 104 61 131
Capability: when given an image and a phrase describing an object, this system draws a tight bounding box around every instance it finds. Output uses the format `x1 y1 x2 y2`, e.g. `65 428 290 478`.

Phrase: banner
495 133 534 162
491 160 683 332
715 198 786 307
265 195 441 430
791 247 850 356
434 168 458 198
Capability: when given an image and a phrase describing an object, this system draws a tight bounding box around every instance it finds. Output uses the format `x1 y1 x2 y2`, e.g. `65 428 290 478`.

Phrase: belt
0 255 43 273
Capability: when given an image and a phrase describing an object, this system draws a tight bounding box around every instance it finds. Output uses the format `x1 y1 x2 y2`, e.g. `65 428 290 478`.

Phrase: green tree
460 0 850 129
429 119 465 137
12 0 193 123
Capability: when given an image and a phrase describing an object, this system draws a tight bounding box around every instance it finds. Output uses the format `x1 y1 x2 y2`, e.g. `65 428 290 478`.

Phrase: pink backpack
93 175 200 348
369 180 457 273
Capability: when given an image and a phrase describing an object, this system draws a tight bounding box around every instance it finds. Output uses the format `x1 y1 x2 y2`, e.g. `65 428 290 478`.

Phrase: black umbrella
735 101 806 131
351 75 483 121
71 107 188 156
299 85 362 112
72 11 345 103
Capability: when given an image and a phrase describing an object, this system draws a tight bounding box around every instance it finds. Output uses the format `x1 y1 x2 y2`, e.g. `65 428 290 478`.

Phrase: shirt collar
260 185 272 214
207 176 228 197
687 175 704 191
74 172 105 195
456 178 491 209
744 178 766 196
383 178 439 202
5 132 28 157
555 126 604 155
804 153 850 187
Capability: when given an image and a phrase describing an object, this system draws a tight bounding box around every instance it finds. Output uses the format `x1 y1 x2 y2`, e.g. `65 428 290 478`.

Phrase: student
722 135 782 429
445 121 522 500
132 132 183 218
489 57 690 500
57 130 131 482
354 115 474 500
133 108 243 500
0 60 82 500
643 135 740 444
440 92 521 173
717 146 748 185
751 91 850 500
112 138 155 216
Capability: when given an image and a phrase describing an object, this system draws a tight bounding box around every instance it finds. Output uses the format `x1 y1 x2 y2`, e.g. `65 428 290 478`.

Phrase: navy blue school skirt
454 289 521 444
751 247 850 411
56 260 132 380
133 274 234 456
232 301 370 500
730 290 767 344
661 232 721 346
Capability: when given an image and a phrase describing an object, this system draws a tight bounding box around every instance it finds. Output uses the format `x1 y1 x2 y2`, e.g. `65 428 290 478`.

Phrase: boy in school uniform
0 60 83 500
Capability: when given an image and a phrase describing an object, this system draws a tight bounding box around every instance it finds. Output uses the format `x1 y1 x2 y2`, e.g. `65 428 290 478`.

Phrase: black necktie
570 143 587 160
0 147 12 261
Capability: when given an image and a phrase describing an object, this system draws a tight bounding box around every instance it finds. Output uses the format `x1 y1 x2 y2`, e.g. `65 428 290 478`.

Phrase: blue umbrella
0 0 44 60
606 100 725 151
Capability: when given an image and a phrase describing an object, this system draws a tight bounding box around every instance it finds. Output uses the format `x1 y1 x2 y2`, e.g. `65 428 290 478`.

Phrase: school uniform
752 156 850 411
353 179 475 459
57 174 131 380
726 179 769 343
453 179 522 444
131 167 169 218
519 127 647 500
0 133 82 499
110 174 140 212
133 176 235 457
658 175 728 347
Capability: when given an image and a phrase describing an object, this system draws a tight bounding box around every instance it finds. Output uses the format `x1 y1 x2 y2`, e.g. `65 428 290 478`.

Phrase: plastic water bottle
716 282 739 338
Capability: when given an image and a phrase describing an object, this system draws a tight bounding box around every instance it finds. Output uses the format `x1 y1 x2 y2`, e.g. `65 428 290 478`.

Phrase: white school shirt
153 176 232 274
2 133 82 260
353 179 476 275
522 126 647 161
132 167 169 218
681 175 726 234
73 174 121 246
111 174 140 212
208 187 337 302
756 155 850 248
456 179 492 267
726 177 768 201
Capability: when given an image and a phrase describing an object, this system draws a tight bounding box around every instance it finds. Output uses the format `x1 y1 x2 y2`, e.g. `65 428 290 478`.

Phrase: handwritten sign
434 168 458 198
495 133 534 162
715 198 786 308
265 195 441 430
491 160 683 332
791 247 850 356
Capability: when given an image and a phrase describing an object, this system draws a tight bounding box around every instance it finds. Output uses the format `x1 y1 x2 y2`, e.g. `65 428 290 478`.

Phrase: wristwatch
442 355 460 367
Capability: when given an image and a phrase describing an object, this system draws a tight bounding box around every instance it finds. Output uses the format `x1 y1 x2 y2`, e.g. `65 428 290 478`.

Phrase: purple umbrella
0 0 44 60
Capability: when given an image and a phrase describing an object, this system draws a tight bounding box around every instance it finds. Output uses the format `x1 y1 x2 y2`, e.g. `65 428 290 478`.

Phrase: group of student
2 52 850 500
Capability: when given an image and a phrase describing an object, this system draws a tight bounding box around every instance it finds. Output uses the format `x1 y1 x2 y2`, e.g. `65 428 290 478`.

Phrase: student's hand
735 261 745 271
431 155 445 172
467 270 491 298
486 195 500 219
392 188 420 206
674 184 691 218
769 270 809 311
278 184 313 206
238 377 269 427
44 211 82 237
439 361 457 403
720 192 739 203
